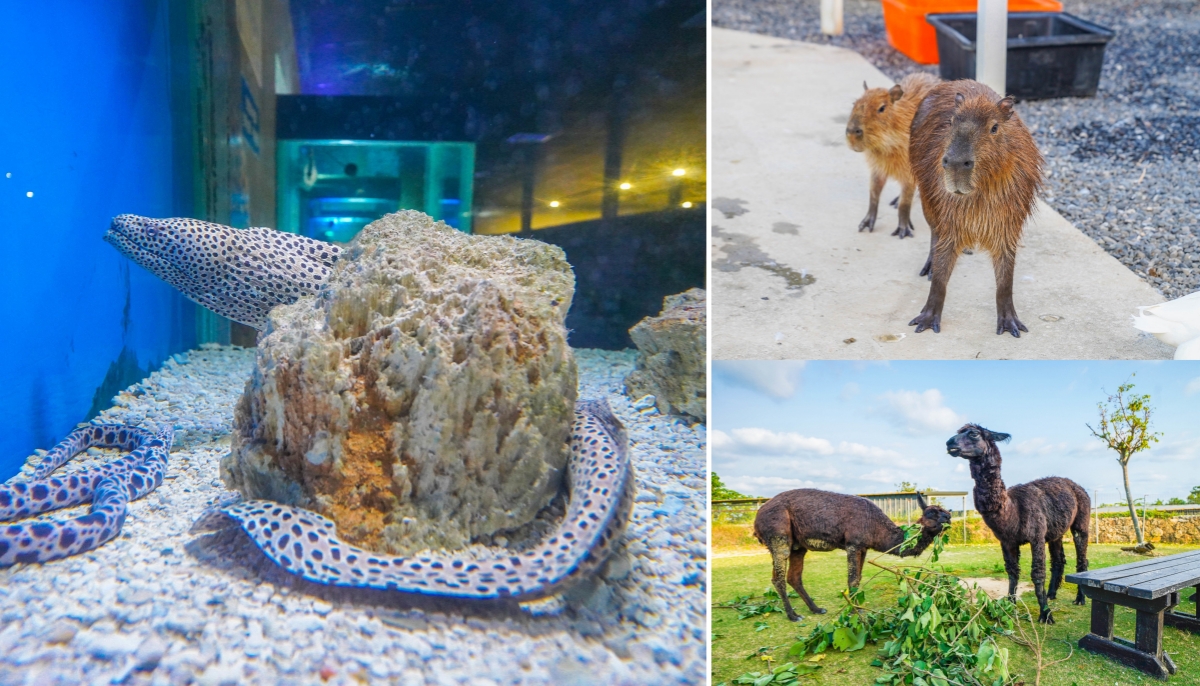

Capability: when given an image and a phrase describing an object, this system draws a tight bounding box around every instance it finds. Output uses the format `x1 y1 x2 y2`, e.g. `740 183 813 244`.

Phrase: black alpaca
753 489 951 621
947 424 1091 623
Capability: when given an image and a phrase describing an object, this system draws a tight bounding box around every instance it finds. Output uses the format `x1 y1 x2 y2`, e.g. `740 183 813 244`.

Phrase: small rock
135 635 169 670
40 619 79 645
74 629 140 660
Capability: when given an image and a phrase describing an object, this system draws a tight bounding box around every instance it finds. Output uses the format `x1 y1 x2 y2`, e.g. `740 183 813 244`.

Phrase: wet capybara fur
908 80 1044 337
846 72 940 238
753 489 951 621
947 424 1090 624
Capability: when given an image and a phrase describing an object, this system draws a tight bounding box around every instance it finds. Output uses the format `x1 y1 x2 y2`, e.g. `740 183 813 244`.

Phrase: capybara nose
943 155 973 170
847 127 863 138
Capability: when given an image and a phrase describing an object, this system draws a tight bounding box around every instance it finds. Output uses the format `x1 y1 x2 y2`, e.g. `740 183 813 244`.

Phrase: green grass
712 543 1200 686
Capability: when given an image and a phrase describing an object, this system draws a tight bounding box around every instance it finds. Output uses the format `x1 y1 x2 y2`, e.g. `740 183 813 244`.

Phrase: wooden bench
1066 549 1200 679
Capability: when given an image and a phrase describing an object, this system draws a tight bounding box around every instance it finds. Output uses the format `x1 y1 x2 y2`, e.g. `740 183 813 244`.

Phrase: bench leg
1090 599 1114 639
1077 598 1175 679
1164 584 1200 634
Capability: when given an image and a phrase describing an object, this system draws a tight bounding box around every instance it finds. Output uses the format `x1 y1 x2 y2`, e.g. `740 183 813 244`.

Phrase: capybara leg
767 536 803 621
1048 540 1065 600
993 251 1028 337
858 172 886 233
1072 528 1089 605
1030 541 1053 624
787 548 825 615
1001 541 1022 602
910 241 960 333
892 183 916 239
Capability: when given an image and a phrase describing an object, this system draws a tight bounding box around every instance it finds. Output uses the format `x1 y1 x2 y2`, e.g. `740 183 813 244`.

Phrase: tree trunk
1121 459 1145 545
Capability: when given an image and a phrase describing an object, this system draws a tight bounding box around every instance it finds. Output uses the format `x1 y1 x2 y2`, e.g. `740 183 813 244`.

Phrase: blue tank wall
0 1 196 479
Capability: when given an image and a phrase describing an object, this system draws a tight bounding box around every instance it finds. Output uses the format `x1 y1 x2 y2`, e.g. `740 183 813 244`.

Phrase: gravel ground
0 345 707 685
714 0 1200 298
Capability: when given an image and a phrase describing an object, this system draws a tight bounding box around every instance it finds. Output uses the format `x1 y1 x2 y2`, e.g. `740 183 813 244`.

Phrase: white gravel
0 344 707 685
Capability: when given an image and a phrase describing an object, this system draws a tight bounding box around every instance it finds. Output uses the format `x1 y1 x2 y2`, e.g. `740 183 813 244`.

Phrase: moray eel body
106 215 636 598
195 399 633 599
103 214 341 330
0 425 173 566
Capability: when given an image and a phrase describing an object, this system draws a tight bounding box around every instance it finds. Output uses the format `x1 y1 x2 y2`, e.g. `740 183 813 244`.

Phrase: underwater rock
624 288 706 422
223 211 577 555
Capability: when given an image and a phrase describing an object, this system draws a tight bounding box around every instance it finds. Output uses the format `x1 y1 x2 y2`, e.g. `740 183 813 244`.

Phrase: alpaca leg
845 544 864 591
1047 540 1066 600
767 536 803 622
787 548 825 615
1031 542 1054 624
1001 542 1022 601
1072 528 1089 605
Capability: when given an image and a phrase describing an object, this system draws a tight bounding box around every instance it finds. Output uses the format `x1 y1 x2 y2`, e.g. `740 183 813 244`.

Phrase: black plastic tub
926 12 1115 100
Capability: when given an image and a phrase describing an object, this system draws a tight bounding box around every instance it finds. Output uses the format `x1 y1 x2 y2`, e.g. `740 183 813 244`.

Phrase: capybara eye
878 105 886 113
991 123 999 134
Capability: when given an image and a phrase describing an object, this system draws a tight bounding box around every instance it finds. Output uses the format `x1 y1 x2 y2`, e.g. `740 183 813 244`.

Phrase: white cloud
1012 437 1071 457
716 361 806 399
877 389 966 435
726 475 846 497
713 427 903 463
1186 377 1200 396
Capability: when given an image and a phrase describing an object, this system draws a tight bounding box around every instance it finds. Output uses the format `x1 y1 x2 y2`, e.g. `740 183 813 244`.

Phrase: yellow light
25 191 33 198
549 200 560 208
672 168 686 177
619 182 632 190
681 201 693 208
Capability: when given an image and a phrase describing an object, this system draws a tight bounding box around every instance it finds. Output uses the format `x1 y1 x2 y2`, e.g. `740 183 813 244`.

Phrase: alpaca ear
917 492 929 510
988 430 1012 443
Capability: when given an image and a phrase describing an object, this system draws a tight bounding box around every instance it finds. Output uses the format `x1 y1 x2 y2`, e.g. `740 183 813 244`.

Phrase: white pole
820 0 844 36
976 0 1007 95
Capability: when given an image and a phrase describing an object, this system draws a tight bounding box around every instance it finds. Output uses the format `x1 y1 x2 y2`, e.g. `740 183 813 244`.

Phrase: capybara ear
954 92 965 107
863 80 869 92
997 97 1015 121
889 84 904 102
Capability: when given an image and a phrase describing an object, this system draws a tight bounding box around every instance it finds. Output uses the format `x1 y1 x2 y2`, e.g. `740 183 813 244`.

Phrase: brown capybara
845 72 940 238
907 80 1043 337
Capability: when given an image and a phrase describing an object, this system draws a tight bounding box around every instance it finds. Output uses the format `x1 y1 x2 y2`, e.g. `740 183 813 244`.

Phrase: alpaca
753 489 952 621
947 424 1090 624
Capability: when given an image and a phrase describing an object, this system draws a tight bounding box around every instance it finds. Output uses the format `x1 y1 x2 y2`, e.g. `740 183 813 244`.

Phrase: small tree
1087 376 1161 546
1188 486 1200 505
1168 497 1186 506
712 472 749 500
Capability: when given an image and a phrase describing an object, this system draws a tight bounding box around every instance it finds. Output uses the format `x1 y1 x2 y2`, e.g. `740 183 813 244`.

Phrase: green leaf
754 621 770 632
752 674 775 686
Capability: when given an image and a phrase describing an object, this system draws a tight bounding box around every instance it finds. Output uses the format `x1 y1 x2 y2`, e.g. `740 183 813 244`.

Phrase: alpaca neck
970 457 1014 526
882 524 938 557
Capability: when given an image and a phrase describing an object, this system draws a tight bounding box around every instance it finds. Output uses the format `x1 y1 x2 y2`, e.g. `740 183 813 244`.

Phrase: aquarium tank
0 0 707 683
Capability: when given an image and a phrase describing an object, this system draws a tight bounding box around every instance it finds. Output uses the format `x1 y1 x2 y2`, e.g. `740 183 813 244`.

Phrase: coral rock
223 211 578 554
624 288 706 421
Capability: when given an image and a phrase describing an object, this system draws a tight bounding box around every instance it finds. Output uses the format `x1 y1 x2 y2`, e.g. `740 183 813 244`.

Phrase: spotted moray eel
0 425 173 567
105 215 636 598
104 214 341 330
194 399 633 599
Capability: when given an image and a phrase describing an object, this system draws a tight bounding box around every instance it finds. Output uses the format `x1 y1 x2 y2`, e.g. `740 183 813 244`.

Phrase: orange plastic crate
882 0 1063 64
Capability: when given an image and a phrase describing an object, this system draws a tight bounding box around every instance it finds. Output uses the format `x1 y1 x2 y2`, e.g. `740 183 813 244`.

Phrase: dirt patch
712 197 750 218
958 577 1032 600
712 225 817 291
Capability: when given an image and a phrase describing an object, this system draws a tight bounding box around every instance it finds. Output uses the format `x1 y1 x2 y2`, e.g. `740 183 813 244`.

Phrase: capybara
753 489 951 621
907 80 1043 337
845 72 940 238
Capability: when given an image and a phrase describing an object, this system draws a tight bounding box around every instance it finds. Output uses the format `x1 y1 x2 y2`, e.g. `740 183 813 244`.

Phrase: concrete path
711 29 1173 360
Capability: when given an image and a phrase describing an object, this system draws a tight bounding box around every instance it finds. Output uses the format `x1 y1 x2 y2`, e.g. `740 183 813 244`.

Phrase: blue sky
713 361 1200 508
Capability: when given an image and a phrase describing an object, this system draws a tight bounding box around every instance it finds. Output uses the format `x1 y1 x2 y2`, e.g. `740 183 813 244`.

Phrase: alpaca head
915 492 953 534
945 424 1010 467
